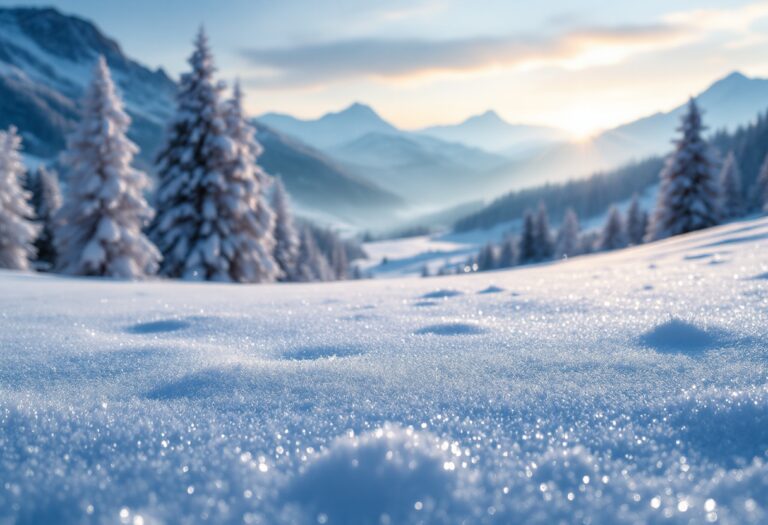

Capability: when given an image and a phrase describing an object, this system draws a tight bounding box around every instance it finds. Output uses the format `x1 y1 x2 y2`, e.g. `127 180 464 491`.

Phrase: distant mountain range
258 71 768 218
418 110 567 154
0 7 399 227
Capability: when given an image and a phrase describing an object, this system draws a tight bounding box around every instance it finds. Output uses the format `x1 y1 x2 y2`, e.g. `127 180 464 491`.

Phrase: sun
559 107 607 141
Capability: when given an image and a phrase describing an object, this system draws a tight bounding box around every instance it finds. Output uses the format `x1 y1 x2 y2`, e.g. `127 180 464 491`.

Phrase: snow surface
1 217 768 524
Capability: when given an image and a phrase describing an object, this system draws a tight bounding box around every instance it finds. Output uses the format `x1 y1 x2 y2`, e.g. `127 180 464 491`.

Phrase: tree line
431 98 767 276
0 30 361 283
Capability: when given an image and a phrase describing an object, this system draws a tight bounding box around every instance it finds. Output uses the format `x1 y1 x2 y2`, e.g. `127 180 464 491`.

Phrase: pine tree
54 57 159 278
555 208 580 259
534 202 554 260
498 235 517 268
718 151 744 219
518 210 537 264
598 206 628 251
329 237 348 280
647 98 720 240
151 29 277 282
477 243 498 271
0 127 38 270
270 177 300 281
625 193 648 246
293 227 332 282
420 264 430 278
755 152 768 212
27 166 62 268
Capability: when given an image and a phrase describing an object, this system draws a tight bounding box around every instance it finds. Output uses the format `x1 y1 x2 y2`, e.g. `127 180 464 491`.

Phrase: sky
4 0 768 137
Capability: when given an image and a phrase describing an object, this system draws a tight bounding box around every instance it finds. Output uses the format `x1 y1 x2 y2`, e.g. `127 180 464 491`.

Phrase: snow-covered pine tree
498 235 517 268
293 226 332 282
718 151 744 219
625 193 648 246
270 177 300 281
330 237 349 280
555 207 580 259
477 243 498 271
755 152 768 212
54 57 159 278
0 127 38 270
27 166 62 269
518 210 538 264
151 29 277 282
647 98 720 241
534 202 554 260
598 206 628 251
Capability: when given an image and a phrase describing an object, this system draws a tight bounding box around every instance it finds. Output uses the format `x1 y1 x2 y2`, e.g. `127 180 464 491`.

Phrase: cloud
241 23 690 89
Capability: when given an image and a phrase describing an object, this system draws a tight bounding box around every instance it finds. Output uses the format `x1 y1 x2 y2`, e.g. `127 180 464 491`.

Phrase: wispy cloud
241 24 687 89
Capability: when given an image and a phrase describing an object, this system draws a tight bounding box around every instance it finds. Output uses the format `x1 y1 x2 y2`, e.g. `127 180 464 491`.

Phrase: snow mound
638 319 729 353
283 425 469 524
420 289 463 299
478 285 505 294
127 318 191 334
415 323 487 336
282 345 364 361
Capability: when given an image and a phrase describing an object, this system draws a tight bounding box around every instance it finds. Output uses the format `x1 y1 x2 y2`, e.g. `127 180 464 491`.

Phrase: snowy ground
361 186 658 278
1 217 768 524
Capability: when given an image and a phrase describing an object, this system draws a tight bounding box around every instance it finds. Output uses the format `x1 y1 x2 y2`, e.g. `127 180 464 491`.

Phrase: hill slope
2 216 767 523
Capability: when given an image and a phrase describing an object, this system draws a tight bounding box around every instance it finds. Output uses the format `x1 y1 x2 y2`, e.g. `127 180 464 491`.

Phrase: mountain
255 124 404 226
258 102 397 150
329 132 507 206
0 7 401 227
0 7 176 164
480 71 768 196
419 110 567 154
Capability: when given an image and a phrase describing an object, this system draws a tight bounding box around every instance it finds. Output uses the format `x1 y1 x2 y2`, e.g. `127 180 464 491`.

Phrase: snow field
0 217 767 523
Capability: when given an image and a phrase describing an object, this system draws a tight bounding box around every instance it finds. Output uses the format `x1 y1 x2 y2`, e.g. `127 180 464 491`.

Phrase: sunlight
558 106 606 141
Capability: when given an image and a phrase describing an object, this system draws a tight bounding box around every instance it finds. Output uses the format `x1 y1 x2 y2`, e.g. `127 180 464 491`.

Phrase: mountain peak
465 109 505 125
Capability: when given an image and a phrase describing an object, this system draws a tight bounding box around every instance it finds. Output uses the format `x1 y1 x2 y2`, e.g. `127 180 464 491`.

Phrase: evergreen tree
270 177 300 281
555 208 580 259
54 58 158 278
579 231 599 254
718 151 744 219
498 235 517 268
598 206 628 251
647 98 720 240
0 127 38 270
27 166 62 268
534 201 554 260
293 227 332 282
518 210 537 264
755 152 768 212
477 243 498 271
625 193 648 246
420 264 430 278
151 29 277 282
329 237 349 280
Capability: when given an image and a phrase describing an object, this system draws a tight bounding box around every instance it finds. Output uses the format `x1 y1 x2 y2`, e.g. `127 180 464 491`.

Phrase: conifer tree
755 152 768 212
625 193 648 246
270 177 300 281
718 151 744 219
555 208 580 259
0 127 38 270
330 237 349 280
151 29 277 282
498 235 517 268
28 166 62 269
477 243 498 271
54 57 159 278
647 98 720 240
598 206 628 251
518 210 538 264
534 202 554 260
293 227 332 282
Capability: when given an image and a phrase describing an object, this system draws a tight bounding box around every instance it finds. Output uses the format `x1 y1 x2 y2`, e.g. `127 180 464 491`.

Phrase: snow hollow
1 217 768 524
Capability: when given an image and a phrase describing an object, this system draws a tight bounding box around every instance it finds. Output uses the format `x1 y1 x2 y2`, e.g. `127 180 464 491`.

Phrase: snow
1 216 768 524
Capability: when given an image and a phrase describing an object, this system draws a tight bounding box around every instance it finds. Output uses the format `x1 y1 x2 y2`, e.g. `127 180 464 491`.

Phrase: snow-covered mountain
477 71 768 197
419 110 567 154
258 102 398 150
0 7 176 163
